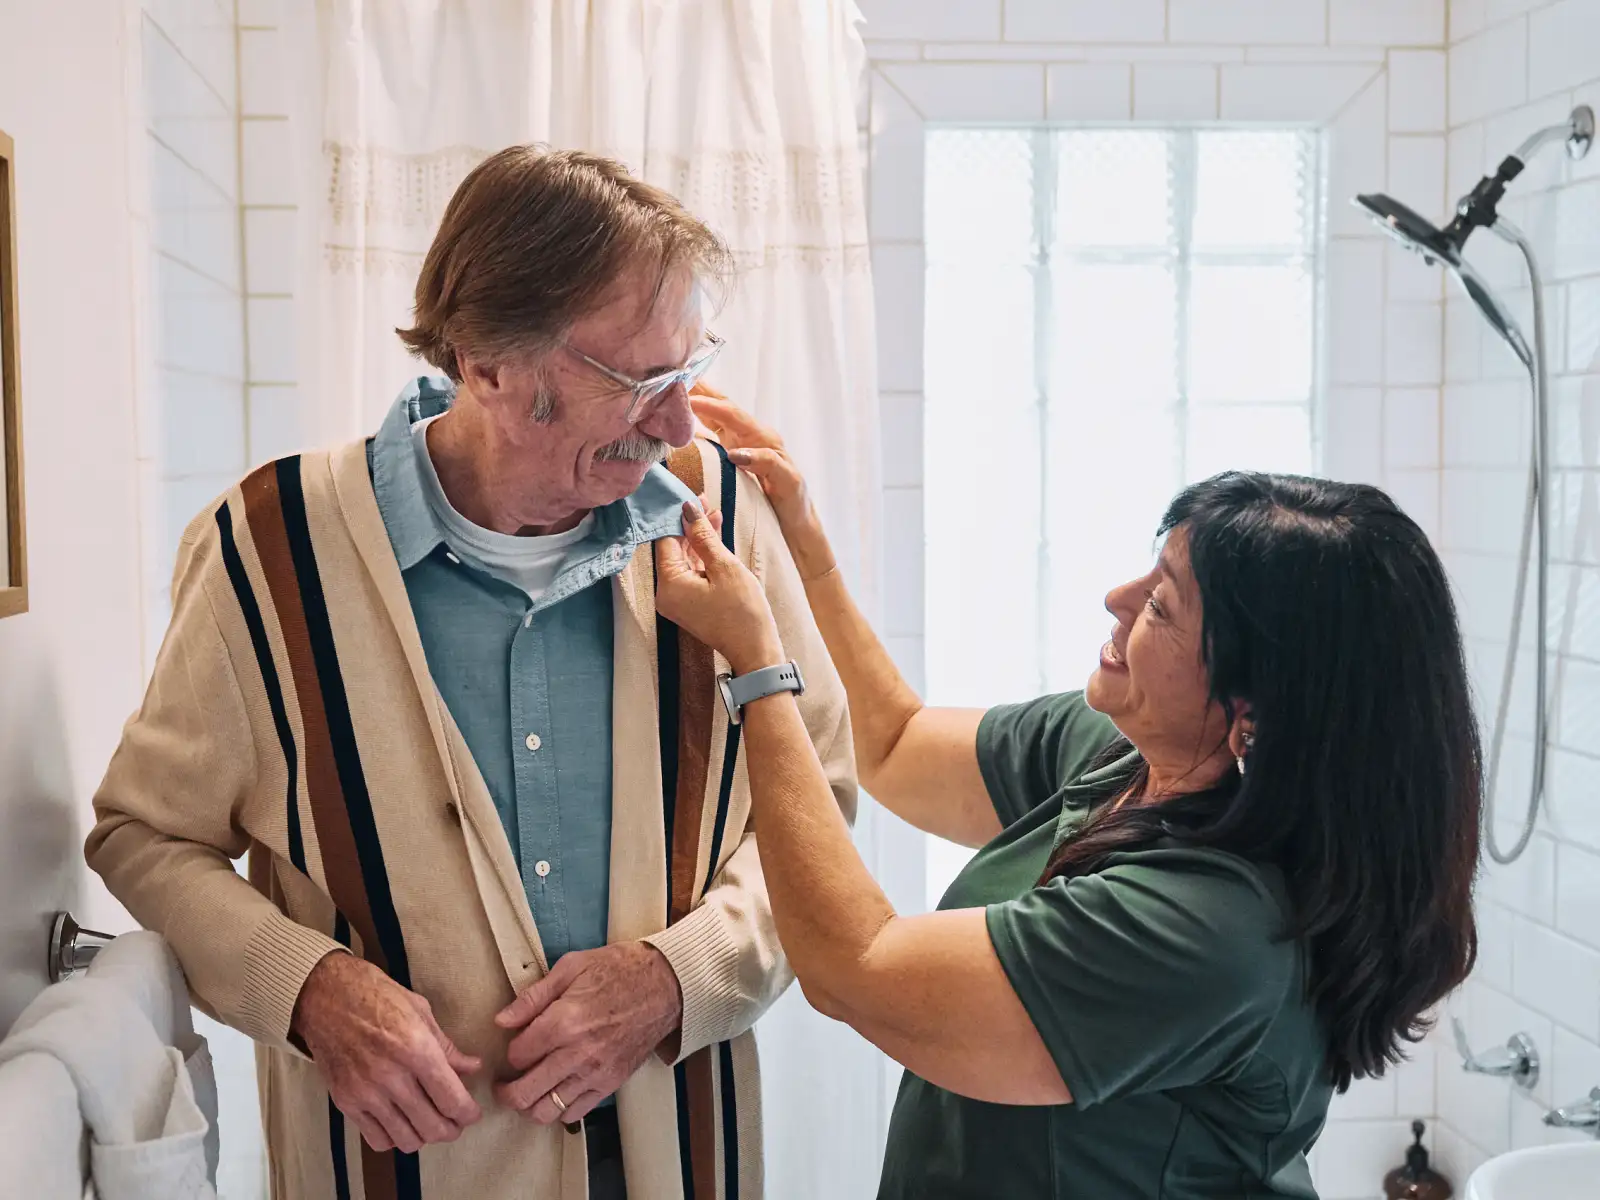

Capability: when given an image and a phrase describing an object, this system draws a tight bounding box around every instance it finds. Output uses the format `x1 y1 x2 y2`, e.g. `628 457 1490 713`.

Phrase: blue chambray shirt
370 378 693 965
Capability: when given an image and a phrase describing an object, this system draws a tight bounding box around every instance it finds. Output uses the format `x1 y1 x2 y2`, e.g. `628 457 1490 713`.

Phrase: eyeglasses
562 331 726 424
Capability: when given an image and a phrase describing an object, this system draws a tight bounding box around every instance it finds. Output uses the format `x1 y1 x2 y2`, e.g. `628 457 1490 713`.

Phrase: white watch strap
718 662 806 724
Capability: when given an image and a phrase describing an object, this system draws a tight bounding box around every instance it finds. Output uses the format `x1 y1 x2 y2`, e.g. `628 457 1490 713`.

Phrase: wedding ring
549 1089 568 1115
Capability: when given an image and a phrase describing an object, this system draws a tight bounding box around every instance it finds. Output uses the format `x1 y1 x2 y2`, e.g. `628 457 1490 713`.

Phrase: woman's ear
1227 705 1256 761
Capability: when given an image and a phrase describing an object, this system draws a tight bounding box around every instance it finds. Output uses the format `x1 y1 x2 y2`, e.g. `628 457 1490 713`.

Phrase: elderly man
86 146 855 1200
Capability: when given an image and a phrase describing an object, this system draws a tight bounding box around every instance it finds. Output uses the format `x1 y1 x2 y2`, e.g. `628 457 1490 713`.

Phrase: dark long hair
1043 473 1481 1091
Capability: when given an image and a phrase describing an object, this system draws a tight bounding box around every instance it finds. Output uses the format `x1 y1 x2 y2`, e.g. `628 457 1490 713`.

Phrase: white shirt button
534 860 551 877
524 732 542 752
523 611 533 628
445 551 461 565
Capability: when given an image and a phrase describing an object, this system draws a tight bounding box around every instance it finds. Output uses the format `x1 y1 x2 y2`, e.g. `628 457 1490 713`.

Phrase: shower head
1354 190 1531 367
1350 105 1593 371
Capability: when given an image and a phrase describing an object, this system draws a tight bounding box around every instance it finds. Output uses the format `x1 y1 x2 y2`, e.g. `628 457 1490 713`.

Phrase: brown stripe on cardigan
239 458 410 1200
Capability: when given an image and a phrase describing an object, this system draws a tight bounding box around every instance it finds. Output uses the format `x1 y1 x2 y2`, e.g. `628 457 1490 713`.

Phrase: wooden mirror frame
0 129 26 618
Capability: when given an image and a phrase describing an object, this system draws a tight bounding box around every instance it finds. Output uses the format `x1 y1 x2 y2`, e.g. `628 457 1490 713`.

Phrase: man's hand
492 942 683 1125
293 952 483 1153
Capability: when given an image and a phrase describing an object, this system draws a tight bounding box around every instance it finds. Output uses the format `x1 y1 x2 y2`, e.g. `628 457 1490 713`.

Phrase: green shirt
878 692 1332 1199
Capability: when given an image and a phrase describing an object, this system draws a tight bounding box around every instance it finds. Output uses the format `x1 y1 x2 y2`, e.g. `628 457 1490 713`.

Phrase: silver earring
1236 732 1255 777
1236 754 1246 777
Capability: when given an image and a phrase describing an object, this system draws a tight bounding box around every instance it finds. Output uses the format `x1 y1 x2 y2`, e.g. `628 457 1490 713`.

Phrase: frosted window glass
1189 265 1314 404
926 130 1035 266
1055 131 1172 250
1192 131 1312 251
925 264 1035 403
1051 263 1177 403
1187 405 1313 482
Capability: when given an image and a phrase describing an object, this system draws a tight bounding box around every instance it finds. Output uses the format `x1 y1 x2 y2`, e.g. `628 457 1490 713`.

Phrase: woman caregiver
654 395 1482 1199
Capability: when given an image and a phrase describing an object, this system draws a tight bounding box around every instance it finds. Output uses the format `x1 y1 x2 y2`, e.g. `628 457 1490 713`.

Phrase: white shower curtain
311 2 885 1193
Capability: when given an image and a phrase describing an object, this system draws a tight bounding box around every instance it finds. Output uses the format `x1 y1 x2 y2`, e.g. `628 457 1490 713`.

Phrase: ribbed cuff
239 911 347 1057
642 910 747 1065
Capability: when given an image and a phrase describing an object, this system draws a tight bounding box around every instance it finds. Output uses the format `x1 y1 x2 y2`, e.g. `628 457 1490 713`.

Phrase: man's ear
458 353 502 395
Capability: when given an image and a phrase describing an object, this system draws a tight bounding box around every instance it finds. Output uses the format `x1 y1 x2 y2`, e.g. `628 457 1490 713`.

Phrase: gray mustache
595 431 672 463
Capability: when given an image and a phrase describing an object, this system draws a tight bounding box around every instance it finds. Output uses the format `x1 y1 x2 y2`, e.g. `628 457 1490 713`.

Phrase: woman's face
1085 527 1235 781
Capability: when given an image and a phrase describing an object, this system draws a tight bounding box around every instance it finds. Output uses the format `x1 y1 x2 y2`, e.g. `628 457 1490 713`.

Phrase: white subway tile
1385 387 1441 468
1450 0 1490 41
1132 65 1217 120
1472 982 1556 1107
1529 0 1600 100
240 29 288 118
1438 986 1514 1155
1440 467 1529 552
1328 1072 1396 1121
878 63 1046 121
160 371 246 478
1448 123 1489 209
1328 240 1387 385
868 74 923 243
1396 1037 1438 1117
883 487 924 636
241 119 296 207
1550 1025 1600 1113
856 0 1001 41
880 393 923 488
244 208 296 296
1550 377 1600 471
1220 63 1380 121
1329 0 1446 46
1483 831 1557 923
1386 302 1444 386
1548 746 1600 852
1003 0 1166 43
1388 50 1447 134
862 40 921 62
1555 841 1600 952
1046 64 1131 121
1387 136 1448 235
1431 1119 1493 1189
1386 468 1441 538
1442 380 1528 468
1555 654 1600 756
247 297 297 383
1568 276 1600 375
872 243 924 393
1327 76 1390 237
1510 1083 1593 1149
1322 385 1385 484
1514 921 1600 1040
247 386 305 466
1449 22 1530 127
1571 80 1600 184
1310 1119 1426 1200
1243 45 1387 64
1553 182 1600 283
1474 898 1517 991
1167 0 1326 45
155 256 245 380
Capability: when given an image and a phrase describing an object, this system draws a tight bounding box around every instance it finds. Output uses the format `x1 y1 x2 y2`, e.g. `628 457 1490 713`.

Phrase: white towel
0 1049 88 1199
0 932 218 1200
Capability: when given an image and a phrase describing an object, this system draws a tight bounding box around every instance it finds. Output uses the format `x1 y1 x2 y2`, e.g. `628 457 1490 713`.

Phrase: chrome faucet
1451 1016 1540 1091
1544 1087 1600 1135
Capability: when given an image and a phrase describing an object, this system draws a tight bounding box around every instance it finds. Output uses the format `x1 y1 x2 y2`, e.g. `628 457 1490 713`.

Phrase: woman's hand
655 500 785 675
690 389 838 582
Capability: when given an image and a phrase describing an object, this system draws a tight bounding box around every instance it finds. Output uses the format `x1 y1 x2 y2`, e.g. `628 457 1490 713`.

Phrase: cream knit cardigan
86 436 856 1200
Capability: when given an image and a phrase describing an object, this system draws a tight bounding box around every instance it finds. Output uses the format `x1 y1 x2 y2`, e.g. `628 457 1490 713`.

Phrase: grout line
144 11 236 117
145 129 238 206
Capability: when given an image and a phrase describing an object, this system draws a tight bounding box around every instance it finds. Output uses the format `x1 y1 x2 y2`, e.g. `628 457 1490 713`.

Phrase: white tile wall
1167 0 1328 45
1424 0 1600 1184
1132 64 1219 119
1046 64 1132 120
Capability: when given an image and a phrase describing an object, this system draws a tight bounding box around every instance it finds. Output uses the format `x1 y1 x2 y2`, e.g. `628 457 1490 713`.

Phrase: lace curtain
313 2 885 1193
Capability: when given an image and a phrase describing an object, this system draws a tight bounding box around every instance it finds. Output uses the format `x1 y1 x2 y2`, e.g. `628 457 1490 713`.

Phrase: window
922 127 1323 907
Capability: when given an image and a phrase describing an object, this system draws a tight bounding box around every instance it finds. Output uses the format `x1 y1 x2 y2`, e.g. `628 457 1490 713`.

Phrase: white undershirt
411 415 595 604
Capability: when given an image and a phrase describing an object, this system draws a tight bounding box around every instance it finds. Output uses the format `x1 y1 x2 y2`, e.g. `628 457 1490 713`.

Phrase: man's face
462 265 703 518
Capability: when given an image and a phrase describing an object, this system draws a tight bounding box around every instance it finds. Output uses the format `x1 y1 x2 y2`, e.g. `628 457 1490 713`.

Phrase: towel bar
47 911 114 983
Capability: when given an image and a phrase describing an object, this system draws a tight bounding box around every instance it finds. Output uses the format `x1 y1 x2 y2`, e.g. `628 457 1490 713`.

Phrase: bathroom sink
1464 1141 1600 1198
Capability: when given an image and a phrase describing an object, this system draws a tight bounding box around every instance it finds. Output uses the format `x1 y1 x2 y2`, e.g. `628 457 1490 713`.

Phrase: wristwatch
717 662 806 724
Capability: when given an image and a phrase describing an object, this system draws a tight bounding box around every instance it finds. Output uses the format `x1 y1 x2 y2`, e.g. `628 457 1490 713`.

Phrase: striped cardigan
85 435 856 1200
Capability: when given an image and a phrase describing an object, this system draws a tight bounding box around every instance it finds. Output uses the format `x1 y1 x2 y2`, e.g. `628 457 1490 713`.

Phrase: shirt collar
371 377 696 574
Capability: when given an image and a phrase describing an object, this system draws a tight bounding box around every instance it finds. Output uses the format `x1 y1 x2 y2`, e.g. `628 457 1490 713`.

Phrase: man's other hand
492 942 683 1125
293 952 483 1153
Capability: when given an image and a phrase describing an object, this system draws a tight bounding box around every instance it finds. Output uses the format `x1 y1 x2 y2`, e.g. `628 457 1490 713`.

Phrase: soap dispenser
1383 1120 1451 1200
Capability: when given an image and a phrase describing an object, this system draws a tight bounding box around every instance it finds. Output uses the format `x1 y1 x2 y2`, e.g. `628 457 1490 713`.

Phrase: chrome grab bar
1451 1015 1540 1091
47 911 114 983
